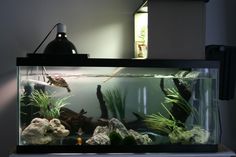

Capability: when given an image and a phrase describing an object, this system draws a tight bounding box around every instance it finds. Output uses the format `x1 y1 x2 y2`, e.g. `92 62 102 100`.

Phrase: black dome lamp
31 23 79 55
30 23 88 60
44 23 77 54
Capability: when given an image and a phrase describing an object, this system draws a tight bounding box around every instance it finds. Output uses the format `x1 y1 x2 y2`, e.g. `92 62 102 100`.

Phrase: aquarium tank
16 54 220 153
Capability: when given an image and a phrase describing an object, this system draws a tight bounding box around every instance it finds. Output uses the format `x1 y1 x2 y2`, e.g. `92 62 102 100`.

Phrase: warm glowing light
0 78 17 110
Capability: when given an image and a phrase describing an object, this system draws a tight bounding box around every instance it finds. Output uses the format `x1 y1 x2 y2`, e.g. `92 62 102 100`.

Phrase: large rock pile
86 118 152 145
21 118 69 145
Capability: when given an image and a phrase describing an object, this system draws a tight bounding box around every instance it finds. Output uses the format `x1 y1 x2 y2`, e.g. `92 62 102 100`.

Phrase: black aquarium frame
17 54 219 68
16 54 220 154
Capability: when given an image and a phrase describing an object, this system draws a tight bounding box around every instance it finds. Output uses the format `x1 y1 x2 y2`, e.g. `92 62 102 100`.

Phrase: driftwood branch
96 85 108 119
173 78 191 101
59 107 109 135
60 107 95 134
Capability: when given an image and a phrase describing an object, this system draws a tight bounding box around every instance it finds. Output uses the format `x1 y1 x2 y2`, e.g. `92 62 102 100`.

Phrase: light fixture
44 23 77 54
32 23 78 55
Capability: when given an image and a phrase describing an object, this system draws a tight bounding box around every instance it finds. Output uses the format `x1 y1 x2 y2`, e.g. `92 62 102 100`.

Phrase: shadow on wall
219 86 236 151
225 0 236 46
219 60 236 150
0 74 17 110
206 0 236 46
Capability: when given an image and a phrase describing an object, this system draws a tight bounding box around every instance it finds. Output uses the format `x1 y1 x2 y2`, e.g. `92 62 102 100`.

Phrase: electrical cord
32 23 60 54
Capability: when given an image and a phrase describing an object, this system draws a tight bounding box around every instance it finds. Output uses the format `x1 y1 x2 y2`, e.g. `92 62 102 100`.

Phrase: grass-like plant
30 90 70 119
20 96 28 116
165 88 192 115
144 103 178 135
164 88 198 122
145 87 199 136
144 113 175 135
103 88 127 121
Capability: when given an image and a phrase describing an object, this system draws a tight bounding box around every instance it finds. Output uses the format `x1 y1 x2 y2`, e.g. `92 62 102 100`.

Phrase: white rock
21 118 69 145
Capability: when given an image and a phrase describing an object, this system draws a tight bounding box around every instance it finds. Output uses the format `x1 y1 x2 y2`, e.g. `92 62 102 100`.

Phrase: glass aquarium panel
18 65 219 147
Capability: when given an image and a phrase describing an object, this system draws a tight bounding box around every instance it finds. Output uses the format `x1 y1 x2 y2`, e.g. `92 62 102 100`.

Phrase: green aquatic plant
144 113 177 135
165 88 192 115
146 84 198 134
144 103 179 135
174 70 200 79
144 89 207 144
174 70 200 89
103 88 127 121
20 94 28 115
168 126 210 144
164 88 198 121
30 90 70 119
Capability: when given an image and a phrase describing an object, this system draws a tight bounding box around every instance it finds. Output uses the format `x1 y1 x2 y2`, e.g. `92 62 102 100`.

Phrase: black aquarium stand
10 145 235 157
16 144 219 154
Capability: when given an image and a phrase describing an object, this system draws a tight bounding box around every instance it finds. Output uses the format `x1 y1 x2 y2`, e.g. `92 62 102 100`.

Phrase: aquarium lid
27 53 89 59
16 54 219 68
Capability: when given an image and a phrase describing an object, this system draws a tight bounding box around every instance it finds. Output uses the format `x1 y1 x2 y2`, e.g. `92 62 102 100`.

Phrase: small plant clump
109 131 137 145
103 88 127 121
144 113 177 136
122 136 137 145
30 90 70 119
109 131 123 145
144 87 209 144
164 88 198 123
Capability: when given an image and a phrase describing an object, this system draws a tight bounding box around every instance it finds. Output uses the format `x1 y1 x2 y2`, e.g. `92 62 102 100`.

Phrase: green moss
122 136 137 145
109 131 123 145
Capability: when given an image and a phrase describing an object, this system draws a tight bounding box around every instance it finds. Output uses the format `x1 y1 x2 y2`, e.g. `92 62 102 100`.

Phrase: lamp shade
44 23 77 54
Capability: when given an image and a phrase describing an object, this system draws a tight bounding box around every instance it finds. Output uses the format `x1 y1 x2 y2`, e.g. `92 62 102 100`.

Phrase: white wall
148 0 206 59
0 1 143 157
206 0 236 151
13 0 143 58
1 0 143 69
